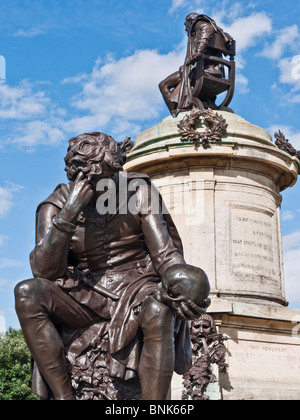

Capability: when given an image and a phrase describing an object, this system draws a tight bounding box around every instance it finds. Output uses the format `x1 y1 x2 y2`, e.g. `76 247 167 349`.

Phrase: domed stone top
133 111 274 150
125 110 299 191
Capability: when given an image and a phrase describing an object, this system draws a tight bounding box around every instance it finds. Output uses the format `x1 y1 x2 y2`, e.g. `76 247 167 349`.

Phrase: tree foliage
0 328 38 400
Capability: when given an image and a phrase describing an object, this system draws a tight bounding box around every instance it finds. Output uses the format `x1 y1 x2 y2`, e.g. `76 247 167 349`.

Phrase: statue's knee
15 279 34 300
141 296 173 332
14 278 45 313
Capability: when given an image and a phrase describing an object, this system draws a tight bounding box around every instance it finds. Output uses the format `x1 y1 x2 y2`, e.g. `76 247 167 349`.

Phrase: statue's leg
14 278 99 400
159 71 181 116
138 296 175 400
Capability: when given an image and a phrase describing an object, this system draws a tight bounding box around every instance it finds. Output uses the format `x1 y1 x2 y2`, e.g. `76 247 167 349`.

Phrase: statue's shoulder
36 183 71 213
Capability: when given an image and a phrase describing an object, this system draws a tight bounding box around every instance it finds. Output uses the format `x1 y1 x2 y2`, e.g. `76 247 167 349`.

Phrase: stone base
125 111 299 308
171 299 300 400
125 111 300 400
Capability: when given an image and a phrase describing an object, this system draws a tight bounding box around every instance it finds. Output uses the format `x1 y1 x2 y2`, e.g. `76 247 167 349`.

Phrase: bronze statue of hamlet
15 132 210 400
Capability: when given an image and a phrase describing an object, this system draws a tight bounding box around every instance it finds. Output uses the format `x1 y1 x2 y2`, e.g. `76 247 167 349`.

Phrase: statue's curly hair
64 132 124 181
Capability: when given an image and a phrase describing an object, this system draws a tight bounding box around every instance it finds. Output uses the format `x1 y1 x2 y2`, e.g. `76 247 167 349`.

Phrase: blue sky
0 0 300 330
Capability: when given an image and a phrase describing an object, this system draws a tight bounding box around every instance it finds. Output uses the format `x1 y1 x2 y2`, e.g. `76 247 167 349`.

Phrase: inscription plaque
228 340 300 385
230 207 276 278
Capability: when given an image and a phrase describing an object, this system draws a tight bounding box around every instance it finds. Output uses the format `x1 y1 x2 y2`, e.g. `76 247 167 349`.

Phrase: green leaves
0 328 38 400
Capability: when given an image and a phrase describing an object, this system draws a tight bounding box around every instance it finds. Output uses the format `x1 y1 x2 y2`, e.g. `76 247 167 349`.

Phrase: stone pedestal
208 299 300 400
124 111 300 400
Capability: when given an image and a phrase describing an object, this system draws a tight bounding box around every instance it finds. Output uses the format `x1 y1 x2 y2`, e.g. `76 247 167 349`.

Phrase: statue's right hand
60 171 94 223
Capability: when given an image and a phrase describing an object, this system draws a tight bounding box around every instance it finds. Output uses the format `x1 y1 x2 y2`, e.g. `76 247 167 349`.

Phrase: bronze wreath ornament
177 108 228 147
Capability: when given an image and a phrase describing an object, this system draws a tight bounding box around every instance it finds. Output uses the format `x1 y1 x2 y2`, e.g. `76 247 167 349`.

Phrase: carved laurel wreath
177 108 228 147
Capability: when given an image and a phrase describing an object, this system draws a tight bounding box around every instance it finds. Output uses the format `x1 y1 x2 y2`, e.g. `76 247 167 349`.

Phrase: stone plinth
124 111 300 400
171 300 300 400
208 300 300 400
125 111 299 307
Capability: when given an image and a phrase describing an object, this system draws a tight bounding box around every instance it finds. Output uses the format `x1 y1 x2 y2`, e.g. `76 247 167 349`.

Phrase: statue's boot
138 296 175 400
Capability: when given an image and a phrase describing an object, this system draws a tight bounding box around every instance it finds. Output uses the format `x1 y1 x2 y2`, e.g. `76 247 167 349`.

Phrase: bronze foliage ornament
177 108 228 147
274 130 300 160
63 324 142 400
182 314 228 400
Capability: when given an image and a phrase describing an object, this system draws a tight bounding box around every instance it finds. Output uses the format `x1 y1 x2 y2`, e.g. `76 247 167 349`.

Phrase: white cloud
65 10 274 133
260 25 300 60
0 80 49 120
169 0 188 14
12 119 66 148
0 312 6 333
259 24 300 101
0 47 186 148
66 48 185 139
278 57 300 95
223 12 272 52
0 80 67 148
283 231 300 252
276 55 300 104
61 74 88 85
168 1 273 52
0 235 8 247
0 278 8 289
282 211 296 222
235 74 250 94
0 6 285 149
168 0 207 15
0 187 15 218
0 183 24 218
13 27 46 38
283 231 300 305
215 12 272 97
292 55 300 82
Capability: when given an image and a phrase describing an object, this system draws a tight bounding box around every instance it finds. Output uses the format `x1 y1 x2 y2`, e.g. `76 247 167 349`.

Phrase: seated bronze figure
14 132 210 400
159 13 236 117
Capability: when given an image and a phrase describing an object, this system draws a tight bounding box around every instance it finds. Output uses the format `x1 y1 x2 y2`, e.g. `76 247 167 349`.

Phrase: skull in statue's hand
157 264 211 321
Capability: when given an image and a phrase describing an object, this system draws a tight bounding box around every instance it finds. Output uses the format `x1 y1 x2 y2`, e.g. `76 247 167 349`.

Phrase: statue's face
65 134 117 187
89 161 115 189
191 317 213 338
184 13 199 33
67 156 113 188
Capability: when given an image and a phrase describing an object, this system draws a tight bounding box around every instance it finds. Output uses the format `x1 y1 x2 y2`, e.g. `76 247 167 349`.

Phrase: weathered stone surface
210 301 300 400
125 111 300 400
170 301 300 400
125 111 299 307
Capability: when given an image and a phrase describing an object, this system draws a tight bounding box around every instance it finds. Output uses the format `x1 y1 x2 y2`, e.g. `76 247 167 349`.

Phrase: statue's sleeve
30 184 75 280
139 182 185 278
